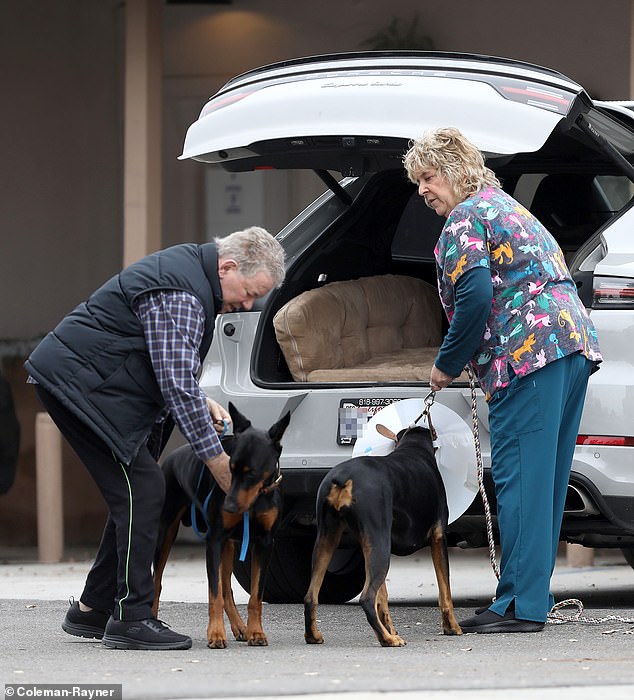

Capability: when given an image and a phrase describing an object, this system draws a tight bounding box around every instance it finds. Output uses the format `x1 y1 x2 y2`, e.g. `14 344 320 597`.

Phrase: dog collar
260 460 283 494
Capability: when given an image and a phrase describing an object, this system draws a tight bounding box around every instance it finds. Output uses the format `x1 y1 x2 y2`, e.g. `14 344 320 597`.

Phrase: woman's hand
430 365 455 392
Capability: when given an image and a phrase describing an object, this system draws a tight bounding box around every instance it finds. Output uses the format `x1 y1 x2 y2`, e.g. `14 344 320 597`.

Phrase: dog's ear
228 401 251 435
375 423 398 442
268 411 291 444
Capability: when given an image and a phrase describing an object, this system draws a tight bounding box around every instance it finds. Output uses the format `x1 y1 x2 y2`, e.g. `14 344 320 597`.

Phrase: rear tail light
592 276 634 309
485 74 573 115
200 90 252 117
577 435 634 447
498 85 571 113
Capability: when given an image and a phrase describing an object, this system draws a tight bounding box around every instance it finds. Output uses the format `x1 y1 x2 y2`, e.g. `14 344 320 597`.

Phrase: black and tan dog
152 402 290 648
304 422 462 647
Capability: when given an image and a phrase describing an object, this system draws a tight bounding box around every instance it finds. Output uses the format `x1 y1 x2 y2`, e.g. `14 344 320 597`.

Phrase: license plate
337 398 402 445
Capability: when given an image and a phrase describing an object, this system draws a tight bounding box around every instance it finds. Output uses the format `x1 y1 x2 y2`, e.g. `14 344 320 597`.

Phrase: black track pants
36 386 165 620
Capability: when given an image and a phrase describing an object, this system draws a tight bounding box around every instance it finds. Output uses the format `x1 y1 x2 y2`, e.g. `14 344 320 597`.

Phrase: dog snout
223 484 261 514
222 495 240 514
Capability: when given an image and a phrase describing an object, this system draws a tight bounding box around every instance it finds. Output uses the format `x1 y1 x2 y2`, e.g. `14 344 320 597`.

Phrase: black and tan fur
152 402 290 648
304 424 462 647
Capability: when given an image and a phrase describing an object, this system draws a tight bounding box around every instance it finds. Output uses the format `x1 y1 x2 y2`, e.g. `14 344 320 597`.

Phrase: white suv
181 52 634 602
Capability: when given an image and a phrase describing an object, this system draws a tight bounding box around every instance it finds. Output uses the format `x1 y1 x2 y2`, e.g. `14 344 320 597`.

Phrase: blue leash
239 511 249 562
190 419 250 560
190 467 215 541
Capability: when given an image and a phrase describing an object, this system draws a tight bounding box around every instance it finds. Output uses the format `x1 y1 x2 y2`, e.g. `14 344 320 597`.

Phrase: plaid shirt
134 290 223 461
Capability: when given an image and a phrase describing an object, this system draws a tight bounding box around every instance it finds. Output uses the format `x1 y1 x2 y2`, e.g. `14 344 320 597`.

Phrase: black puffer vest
25 243 222 464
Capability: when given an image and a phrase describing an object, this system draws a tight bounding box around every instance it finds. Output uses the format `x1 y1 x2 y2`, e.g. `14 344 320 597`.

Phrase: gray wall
1 0 123 341
163 0 631 99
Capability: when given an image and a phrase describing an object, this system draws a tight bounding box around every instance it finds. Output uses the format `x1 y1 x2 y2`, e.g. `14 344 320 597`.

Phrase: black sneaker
102 616 192 650
62 598 111 640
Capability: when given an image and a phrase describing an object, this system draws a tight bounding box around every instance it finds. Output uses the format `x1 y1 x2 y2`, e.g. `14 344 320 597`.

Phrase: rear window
595 175 634 210
513 173 628 256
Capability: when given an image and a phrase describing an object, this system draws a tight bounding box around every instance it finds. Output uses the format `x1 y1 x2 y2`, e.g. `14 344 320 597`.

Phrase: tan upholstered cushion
307 347 441 382
273 275 443 382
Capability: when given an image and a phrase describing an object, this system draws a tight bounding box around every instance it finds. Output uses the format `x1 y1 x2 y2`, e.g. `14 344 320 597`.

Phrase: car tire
621 548 634 569
232 531 365 604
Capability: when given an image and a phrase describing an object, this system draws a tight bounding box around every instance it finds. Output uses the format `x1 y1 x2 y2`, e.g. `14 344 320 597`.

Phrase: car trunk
179 52 634 390
183 54 634 601
252 144 632 389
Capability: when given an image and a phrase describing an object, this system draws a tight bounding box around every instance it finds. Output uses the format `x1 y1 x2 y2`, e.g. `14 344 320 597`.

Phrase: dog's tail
326 478 354 511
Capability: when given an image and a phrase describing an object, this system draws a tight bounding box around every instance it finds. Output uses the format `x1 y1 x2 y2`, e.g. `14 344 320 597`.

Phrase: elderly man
25 226 285 650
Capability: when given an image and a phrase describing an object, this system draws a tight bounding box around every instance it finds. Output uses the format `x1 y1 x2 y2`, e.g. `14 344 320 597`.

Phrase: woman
403 127 601 633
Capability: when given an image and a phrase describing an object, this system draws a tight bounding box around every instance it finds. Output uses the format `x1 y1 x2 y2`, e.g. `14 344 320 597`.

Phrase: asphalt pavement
1 545 634 700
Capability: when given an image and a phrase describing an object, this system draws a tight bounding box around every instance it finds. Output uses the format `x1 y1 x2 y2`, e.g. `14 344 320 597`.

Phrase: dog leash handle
214 418 229 439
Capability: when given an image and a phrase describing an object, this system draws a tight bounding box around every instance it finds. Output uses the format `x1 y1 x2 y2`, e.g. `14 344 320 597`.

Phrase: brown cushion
307 347 440 382
273 275 443 382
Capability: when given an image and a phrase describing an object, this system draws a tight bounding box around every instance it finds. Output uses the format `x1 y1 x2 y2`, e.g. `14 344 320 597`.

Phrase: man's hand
206 397 231 435
205 452 231 493
430 364 455 392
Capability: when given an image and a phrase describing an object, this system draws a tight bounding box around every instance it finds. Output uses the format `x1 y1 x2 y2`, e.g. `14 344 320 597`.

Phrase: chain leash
547 598 634 625
466 366 500 580
464 366 634 627
411 390 438 439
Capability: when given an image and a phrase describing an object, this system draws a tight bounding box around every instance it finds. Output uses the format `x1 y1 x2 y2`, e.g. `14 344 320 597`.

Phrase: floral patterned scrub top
434 186 602 400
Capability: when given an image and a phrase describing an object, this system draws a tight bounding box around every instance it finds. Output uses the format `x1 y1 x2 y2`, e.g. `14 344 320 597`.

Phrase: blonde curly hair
403 127 500 202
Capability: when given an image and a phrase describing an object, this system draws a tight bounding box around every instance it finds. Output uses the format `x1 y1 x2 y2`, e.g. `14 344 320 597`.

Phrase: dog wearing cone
304 418 462 646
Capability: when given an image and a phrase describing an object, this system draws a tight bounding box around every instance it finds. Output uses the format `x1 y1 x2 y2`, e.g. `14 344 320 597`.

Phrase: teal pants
487 352 594 623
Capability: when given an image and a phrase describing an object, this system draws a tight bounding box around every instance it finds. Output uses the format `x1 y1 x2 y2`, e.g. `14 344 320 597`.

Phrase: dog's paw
229 622 248 642
247 633 268 646
441 610 463 635
380 634 406 647
304 631 324 645
207 637 227 649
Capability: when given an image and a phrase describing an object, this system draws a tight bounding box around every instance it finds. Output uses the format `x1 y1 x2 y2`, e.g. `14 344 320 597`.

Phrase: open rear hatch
180 51 587 175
